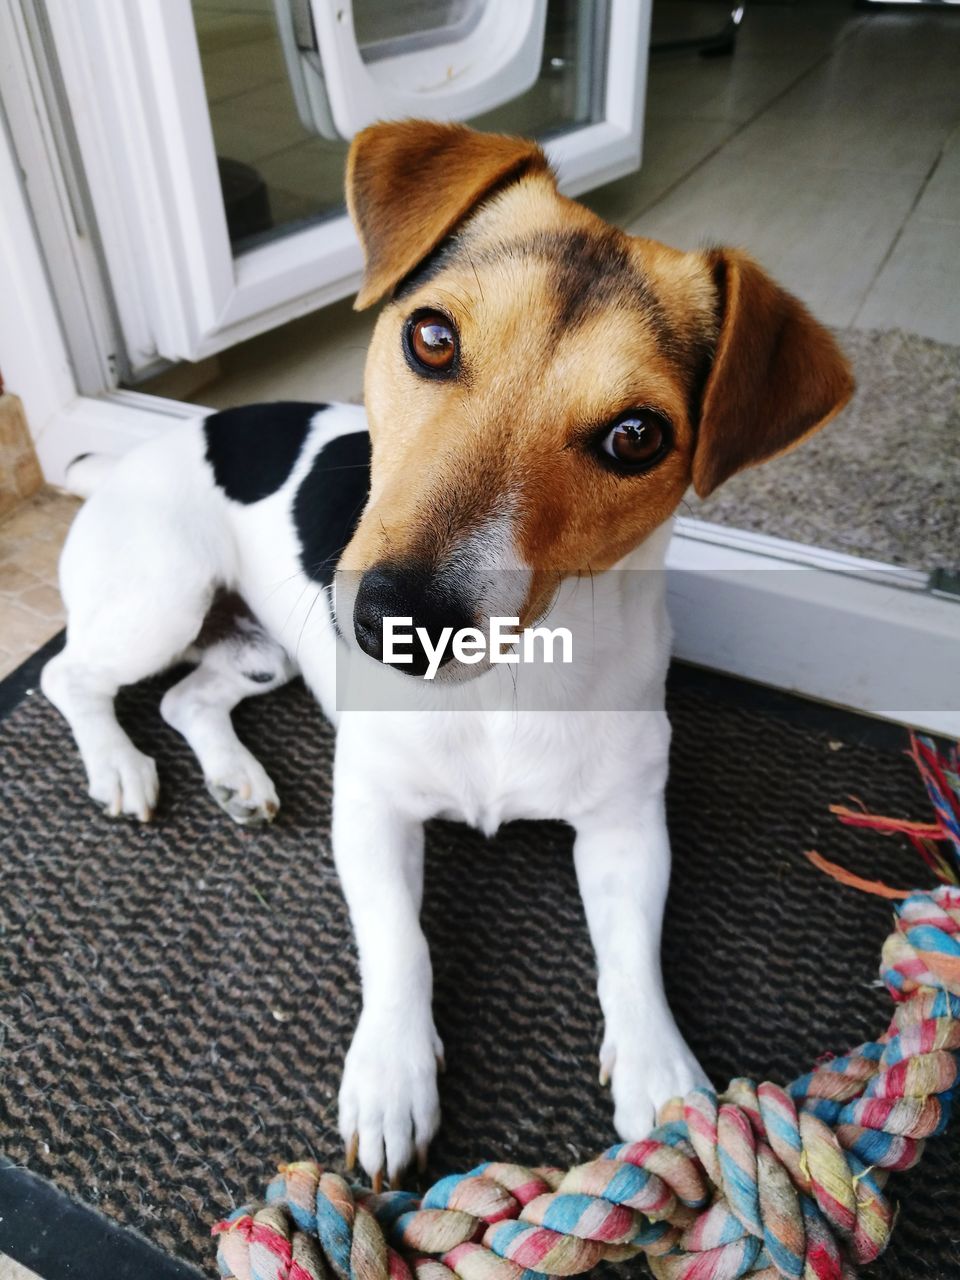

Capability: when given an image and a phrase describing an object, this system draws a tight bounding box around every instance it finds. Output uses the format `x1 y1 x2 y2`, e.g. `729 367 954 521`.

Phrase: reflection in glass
192 0 607 254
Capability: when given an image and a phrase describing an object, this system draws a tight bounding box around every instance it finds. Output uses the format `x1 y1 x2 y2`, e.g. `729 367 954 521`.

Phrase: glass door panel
194 0 609 257
193 0 344 251
353 0 485 48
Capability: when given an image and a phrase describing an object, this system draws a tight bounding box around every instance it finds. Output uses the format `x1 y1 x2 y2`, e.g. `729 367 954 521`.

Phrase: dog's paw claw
339 1010 442 1188
205 754 279 825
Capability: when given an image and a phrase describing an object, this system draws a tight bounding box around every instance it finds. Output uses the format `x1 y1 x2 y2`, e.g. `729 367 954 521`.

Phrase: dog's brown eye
407 311 457 374
600 412 671 470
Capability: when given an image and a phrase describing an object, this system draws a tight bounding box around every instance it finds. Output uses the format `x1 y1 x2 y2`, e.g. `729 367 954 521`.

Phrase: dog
43 121 853 1190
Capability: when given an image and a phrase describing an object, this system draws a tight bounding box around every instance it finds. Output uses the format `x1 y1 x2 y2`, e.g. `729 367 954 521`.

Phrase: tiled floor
0 488 79 679
594 5 960 339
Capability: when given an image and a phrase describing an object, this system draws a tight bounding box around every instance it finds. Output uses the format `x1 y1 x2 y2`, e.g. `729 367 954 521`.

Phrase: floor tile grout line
848 142 953 329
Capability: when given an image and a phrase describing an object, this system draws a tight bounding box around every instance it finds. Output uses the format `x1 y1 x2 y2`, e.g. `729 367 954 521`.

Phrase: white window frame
42 0 651 366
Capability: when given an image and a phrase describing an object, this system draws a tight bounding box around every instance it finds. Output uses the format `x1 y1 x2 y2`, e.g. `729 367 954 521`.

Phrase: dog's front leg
332 752 442 1188
574 796 708 1138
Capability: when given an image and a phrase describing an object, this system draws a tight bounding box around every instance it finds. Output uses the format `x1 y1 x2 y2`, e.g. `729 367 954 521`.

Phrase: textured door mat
0 648 958 1278
692 327 960 571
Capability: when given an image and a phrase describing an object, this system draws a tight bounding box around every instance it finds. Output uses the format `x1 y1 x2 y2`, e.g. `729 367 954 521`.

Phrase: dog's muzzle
353 563 474 677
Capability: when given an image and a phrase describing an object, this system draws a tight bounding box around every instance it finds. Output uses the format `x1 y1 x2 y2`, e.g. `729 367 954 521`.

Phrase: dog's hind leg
43 652 162 820
160 599 294 825
43 440 230 820
42 587 214 821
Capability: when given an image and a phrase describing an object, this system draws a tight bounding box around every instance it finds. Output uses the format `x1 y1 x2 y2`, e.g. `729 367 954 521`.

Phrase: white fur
45 402 707 1184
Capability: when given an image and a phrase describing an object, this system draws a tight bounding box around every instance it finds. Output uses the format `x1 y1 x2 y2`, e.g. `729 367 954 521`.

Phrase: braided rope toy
214 738 960 1280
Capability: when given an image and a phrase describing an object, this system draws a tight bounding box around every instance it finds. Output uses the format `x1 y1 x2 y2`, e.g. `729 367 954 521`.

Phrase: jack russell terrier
43 122 853 1191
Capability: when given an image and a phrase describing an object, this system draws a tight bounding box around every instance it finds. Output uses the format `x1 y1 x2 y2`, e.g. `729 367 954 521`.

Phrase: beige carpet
0 1258 42 1280
692 327 960 570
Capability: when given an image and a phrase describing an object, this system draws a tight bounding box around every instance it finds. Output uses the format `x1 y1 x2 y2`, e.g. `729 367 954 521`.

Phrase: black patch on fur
683 250 726 432
472 229 670 338
293 431 371 585
685 331 719 434
204 403 328 504
395 226 686 363
393 238 466 302
194 590 255 648
546 229 659 331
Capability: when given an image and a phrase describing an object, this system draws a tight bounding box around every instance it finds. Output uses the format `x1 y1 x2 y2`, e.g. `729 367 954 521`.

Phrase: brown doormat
0 649 957 1278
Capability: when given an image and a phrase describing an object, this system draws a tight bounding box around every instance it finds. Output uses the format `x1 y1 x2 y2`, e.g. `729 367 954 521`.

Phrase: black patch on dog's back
293 430 371 585
204 403 328 504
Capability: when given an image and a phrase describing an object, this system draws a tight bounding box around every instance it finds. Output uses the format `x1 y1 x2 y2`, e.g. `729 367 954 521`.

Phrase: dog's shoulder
200 401 372 588
196 401 371 593
202 401 337 505
290 404 372 586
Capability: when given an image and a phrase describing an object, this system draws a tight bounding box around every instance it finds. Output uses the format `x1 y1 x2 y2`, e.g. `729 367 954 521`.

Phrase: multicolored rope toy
214 738 960 1280
809 734 960 900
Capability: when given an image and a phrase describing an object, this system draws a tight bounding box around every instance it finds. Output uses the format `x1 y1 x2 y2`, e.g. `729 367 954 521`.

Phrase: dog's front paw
204 748 279 825
87 743 159 821
601 1026 709 1139
339 1007 443 1189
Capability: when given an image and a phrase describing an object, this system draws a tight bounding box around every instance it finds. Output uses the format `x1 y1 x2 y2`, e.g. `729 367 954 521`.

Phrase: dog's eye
406 311 458 375
599 411 671 470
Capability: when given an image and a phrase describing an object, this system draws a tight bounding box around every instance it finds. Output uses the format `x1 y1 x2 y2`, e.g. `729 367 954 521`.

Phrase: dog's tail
64 452 119 499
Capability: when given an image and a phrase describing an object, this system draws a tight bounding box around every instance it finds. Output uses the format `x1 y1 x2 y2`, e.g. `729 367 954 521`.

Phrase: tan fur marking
347 121 549 310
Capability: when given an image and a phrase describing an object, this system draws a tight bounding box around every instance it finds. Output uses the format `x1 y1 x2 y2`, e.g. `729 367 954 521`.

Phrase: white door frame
2 23 957 738
0 0 123 394
0 78 77 440
667 522 959 739
43 0 651 366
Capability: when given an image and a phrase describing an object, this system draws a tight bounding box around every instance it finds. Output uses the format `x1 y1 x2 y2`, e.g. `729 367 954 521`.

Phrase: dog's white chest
342 706 664 837
428 716 562 834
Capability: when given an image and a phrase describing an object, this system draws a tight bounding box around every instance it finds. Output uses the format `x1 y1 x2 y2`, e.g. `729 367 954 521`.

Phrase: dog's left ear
692 249 854 498
346 120 550 310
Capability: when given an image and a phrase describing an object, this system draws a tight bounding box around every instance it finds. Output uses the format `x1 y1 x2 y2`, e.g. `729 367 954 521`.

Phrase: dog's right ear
691 249 854 498
346 120 550 310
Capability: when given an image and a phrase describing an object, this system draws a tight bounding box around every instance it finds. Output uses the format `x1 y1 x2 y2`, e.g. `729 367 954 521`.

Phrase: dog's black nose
353 564 473 676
